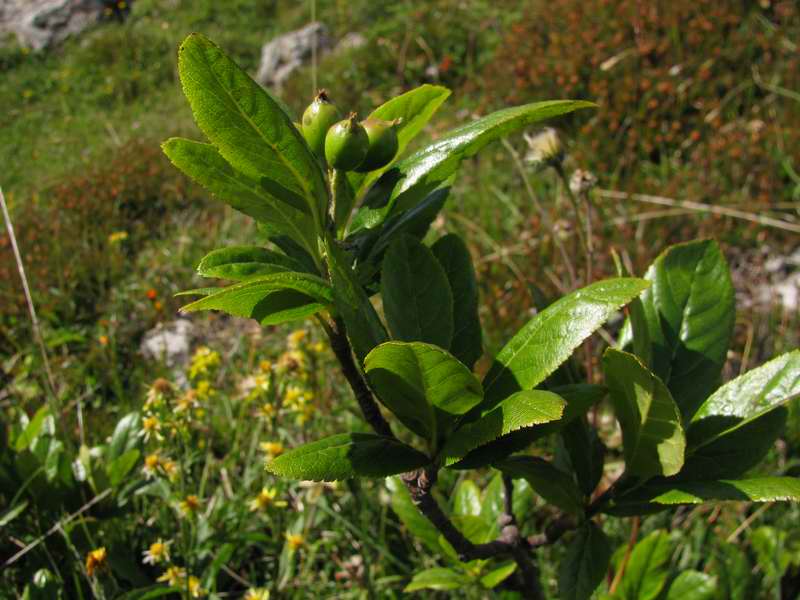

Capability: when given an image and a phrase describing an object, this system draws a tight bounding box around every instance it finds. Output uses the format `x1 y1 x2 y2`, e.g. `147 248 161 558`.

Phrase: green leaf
683 412 787 482
107 412 141 461
267 433 428 481
349 84 451 197
0 501 28 528
432 234 483 369
665 571 717 600
711 542 752 600
162 139 318 257
637 240 735 420
353 100 595 230
441 390 565 465
326 240 388 361
404 567 470 592
688 350 800 449
381 235 454 348
363 187 450 264
451 384 605 470
558 522 611 600
453 479 482 517
616 531 671 600
495 456 583 515
480 562 517 589
180 272 332 325
174 287 220 298
15 406 49 452
603 349 686 479
679 351 799 480
177 34 327 224
482 278 649 411
560 417 605 496
386 476 444 554
364 342 482 442
197 246 309 280
620 477 800 505
107 449 140 487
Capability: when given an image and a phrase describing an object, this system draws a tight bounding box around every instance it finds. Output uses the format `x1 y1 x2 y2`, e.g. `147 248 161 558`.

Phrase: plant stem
325 317 393 438
325 316 545 599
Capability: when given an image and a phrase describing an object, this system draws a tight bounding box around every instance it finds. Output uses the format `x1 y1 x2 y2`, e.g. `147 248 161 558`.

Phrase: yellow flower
157 565 186 585
259 359 273 373
99 335 109 346
85 547 107 577
175 390 199 413
244 588 271 600
195 380 213 401
145 378 173 409
260 441 284 459
161 459 179 482
107 230 128 245
141 415 162 441
142 452 161 479
287 329 307 349
252 374 270 393
187 575 206 598
257 403 276 419
249 487 288 512
294 402 315 426
311 341 326 354
285 533 305 551
189 346 220 380
179 495 201 517
277 350 306 373
142 538 172 565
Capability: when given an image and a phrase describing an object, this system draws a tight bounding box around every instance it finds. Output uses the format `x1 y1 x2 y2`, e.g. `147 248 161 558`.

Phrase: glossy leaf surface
268 433 428 481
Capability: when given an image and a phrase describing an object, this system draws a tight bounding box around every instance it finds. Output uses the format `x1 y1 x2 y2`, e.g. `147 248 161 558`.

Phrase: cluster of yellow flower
141 450 178 481
156 566 205 598
251 329 327 426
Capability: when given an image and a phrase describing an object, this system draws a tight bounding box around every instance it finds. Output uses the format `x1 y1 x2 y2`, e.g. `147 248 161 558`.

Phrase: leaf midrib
185 40 319 217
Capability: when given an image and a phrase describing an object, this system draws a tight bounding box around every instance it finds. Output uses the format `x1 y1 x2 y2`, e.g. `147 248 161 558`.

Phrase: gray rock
336 31 366 52
255 21 333 89
140 319 196 386
3 0 106 51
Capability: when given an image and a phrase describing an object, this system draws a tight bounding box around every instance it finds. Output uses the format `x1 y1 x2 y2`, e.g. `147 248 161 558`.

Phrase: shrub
0 140 193 342
483 0 800 205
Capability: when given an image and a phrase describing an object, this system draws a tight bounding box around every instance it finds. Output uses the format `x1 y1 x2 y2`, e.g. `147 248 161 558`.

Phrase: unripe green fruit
324 113 369 171
356 118 400 172
301 90 340 158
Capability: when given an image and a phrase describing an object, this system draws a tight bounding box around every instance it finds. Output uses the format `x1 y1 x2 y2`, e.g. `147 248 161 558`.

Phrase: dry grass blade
0 187 59 403
595 189 800 234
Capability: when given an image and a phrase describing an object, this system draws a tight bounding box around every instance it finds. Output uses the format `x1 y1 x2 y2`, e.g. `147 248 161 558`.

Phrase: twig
527 516 577 549
609 516 640 594
326 318 393 438
726 502 773 543
327 313 546 599
0 187 59 406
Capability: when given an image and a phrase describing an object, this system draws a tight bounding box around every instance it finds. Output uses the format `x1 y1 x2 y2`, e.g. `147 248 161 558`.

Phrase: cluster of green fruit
300 90 400 172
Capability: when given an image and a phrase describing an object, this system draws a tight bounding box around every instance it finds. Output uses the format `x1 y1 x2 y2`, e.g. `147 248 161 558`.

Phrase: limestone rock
255 21 333 89
140 319 196 385
2 0 110 51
